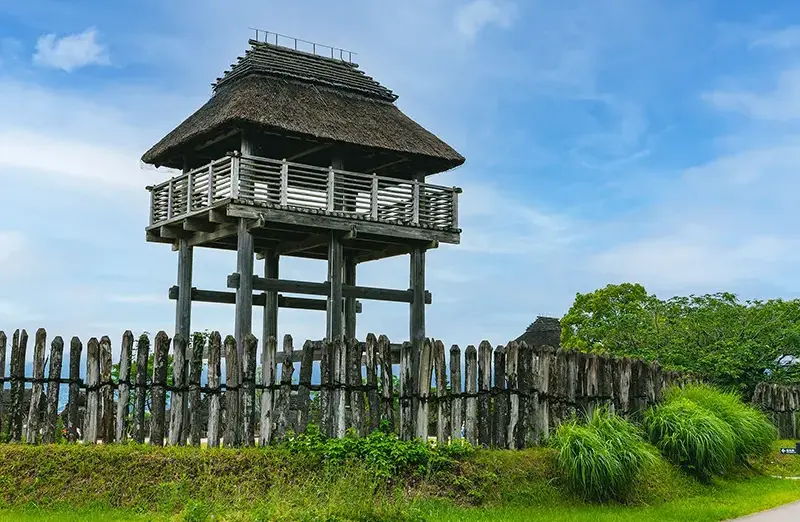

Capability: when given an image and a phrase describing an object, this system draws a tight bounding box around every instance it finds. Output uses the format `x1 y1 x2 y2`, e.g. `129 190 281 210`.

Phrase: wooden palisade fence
752 383 800 440
0 328 695 448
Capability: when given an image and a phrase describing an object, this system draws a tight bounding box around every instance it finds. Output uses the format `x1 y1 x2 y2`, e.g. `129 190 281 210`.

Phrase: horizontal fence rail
0 328 705 448
147 153 461 232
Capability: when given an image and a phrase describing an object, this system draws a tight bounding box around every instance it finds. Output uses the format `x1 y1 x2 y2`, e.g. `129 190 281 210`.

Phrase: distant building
515 316 561 349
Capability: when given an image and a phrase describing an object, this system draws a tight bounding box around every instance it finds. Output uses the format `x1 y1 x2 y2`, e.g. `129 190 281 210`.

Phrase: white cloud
454 0 516 39
704 69 800 121
33 28 109 72
750 26 800 49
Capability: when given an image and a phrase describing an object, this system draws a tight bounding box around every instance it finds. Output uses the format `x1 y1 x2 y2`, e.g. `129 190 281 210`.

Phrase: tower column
175 239 194 343
344 256 357 340
263 249 279 342
326 232 344 341
234 219 254 357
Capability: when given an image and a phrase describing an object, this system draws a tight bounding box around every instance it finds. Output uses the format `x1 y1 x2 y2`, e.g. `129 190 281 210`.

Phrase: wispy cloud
33 28 109 72
749 26 800 49
454 0 516 40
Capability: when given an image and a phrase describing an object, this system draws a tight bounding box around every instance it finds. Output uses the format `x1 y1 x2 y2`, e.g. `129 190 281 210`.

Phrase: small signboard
780 442 800 455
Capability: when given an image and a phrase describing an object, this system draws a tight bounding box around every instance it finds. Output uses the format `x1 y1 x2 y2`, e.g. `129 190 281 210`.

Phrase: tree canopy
560 283 800 395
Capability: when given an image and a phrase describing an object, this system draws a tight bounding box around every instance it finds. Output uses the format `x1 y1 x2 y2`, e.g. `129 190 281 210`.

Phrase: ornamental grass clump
644 397 736 479
550 407 656 502
665 383 776 461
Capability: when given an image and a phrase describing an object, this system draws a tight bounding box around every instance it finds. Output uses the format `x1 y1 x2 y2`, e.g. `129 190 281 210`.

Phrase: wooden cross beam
168 286 363 313
227 274 432 304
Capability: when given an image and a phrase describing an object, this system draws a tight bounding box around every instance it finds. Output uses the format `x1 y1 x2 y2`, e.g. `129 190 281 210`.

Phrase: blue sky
1 0 799 358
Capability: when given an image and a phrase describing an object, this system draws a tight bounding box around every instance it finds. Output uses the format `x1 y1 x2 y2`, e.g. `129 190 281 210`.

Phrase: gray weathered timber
378 335 394 429
234 219 255 359
464 345 477 445
753 383 800 439
263 250 279 342
449 344 462 441
365 334 380 432
132 334 150 444
346 337 363 433
41 336 63 443
175 238 193 347
344 258 357 340
399 341 414 440
506 342 520 447
224 335 240 447
326 233 343 340
67 336 82 442
493 344 507 449
241 333 257 446
169 334 188 446
84 337 101 444
188 333 204 446
320 339 332 437
477 340 492 447
115 331 133 443
235 275 431 305
169 286 362 312
272 335 294 442
525 344 540 446
207 332 222 448
8 330 25 442
409 247 425 369
538 346 553 441
433 340 447 443
26 328 46 443
149 332 170 446
515 342 531 449
100 336 115 443
259 335 277 445
295 340 314 434
0 331 5 436
415 338 433 440
332 336 347 438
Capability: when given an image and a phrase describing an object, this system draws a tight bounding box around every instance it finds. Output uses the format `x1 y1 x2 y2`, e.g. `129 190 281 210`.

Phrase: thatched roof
515 316 562 349
141 40 465 174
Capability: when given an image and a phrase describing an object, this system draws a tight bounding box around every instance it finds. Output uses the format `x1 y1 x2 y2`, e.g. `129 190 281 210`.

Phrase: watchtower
142 32 465 357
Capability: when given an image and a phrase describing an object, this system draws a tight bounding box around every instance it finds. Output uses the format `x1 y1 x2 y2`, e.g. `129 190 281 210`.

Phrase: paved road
730 501 800 521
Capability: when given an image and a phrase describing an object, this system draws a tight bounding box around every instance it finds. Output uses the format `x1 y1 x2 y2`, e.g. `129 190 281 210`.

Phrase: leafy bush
284 423 474 479
644 397 736 478
550 407 656 502
666 383 776 460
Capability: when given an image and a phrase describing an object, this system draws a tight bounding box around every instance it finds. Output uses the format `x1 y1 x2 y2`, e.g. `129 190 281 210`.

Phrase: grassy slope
0 442 798 521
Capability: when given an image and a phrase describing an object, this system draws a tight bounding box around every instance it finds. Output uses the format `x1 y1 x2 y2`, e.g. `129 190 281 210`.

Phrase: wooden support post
344 256 357 340
26 328 46 443
132 334 150 444
296 340 314 434
0 331 5 437
100 336 115 443
259 335 277 445
378 335 394 430
346 337 363 433
115 331 133 443
416 338 433 440
235 218 255 359
399 341 414 440
169 334 188 446
450 345 462 441
150 332 170 447
224 335 240 447
272 335 294 442
175 238 193 348
84 337 100 444
188 334 204 446
8 330 26 442
67 336 82 443
207 332 222 448
241 334 257 447
263 249 279 342
42 336 64 444
409 247 425 361
326 233 343 341
365 334 380 433
493 344 507 449
332 336 346 438
464 345 477 445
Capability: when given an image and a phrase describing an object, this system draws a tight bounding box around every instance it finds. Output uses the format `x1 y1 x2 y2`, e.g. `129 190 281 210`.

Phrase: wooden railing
147 153 461 231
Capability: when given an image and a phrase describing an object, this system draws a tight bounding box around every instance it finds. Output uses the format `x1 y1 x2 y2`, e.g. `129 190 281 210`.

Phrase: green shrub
550 407 656 502
644 397 736 478
666 383 776 460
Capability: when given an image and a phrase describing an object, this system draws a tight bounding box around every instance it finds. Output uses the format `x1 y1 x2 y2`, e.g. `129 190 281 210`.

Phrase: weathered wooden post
0 331 5 436
42 336 64 444
449 344 462 441
169 334 188 446
415 338 433 440
26 328 47 443
399 340 414 440
115 331 133 443
332 336 347 438
365 334 380 433
67 336 83 443
295 340 314 434
516 341 531 449
538 346 554 441
207 332 222 448
224 335 240 447
149 332 170 446
132 334 150 444
492 344 507 448
241 333 257 446
464 345 477 445
272 335 294 442
100 336 115 443
477 341 492 446
378 335 394 429
188 333 204 446
8 330 26 442
505 342 519 449
259 335 277 445
320 339 333 437
434 340 447 443
84 337 101 444
346 337 363 433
